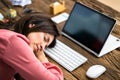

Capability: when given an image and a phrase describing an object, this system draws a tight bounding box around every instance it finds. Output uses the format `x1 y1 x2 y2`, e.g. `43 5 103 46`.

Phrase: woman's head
14 12 59 50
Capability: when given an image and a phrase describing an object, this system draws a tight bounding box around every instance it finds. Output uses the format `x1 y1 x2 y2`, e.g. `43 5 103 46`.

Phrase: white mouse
86 65 106 78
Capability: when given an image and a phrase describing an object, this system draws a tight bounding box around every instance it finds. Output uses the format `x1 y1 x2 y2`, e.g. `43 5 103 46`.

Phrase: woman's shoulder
0 29 17 35
0 29 29 43
0 29 16 36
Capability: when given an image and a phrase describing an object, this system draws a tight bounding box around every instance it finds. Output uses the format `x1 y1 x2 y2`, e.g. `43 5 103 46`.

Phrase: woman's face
27 32 54 52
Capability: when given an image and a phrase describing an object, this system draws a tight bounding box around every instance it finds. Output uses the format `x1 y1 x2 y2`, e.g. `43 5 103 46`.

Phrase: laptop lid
61 2 116 56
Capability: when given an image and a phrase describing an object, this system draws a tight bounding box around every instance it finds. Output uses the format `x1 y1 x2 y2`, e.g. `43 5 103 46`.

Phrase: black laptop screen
62 2 116 54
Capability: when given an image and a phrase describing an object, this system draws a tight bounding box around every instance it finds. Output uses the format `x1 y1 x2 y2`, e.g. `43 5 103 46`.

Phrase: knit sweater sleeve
3 35 63 80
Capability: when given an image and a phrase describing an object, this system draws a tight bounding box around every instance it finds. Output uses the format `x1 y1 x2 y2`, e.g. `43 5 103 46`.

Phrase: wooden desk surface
0 0 120 80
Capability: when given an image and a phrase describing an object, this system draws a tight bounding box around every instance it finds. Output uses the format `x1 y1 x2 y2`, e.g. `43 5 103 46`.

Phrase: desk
0 0 120 80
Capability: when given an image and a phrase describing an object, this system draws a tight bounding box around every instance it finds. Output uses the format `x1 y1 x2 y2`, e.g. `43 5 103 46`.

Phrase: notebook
61 2 120 57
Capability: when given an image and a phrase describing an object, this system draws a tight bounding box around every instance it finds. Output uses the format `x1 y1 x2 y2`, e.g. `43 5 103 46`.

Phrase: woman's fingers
30 43 43 52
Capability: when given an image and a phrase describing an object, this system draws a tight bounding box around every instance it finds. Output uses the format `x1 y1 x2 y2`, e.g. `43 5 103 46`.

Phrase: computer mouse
86 65 106 78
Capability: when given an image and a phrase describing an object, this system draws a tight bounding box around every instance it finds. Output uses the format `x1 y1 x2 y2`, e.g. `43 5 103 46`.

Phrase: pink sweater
0 29 63 80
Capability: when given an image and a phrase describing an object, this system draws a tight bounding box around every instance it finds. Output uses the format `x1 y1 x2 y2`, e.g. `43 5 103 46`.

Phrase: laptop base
98 34 120 57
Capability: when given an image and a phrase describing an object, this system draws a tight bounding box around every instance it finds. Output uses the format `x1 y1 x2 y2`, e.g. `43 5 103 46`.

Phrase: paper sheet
10 0 32 7
51 12 69 24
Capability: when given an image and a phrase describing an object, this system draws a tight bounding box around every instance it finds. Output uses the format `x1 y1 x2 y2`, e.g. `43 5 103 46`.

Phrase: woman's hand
29 43 42 52
35 50 49 62
29 42 48 62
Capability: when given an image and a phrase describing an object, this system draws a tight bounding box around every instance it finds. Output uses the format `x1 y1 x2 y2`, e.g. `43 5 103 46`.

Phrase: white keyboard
44 39 88 71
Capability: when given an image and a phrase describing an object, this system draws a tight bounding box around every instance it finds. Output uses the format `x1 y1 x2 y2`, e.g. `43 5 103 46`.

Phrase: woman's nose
41 43 47 50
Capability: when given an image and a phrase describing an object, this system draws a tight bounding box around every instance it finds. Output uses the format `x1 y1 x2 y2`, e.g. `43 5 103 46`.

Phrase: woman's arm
3 35 63 80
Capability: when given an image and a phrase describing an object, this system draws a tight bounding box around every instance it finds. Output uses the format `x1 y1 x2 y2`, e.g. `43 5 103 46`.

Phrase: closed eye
44 36 49 42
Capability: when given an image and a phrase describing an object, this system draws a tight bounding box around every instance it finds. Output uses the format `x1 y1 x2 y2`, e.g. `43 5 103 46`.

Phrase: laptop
61 2 120 57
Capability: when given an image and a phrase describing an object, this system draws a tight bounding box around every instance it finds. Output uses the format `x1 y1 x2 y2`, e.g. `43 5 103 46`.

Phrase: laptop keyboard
44 39 88 71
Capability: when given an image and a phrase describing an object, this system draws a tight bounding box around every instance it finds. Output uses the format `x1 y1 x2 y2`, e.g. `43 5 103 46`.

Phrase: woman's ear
29 24 35 28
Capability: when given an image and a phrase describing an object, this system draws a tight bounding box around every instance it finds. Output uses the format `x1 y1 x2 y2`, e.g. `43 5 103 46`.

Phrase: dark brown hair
14 12 59 48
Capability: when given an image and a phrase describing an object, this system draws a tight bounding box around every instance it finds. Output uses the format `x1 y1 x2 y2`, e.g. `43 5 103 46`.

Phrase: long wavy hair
14 12 60 48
